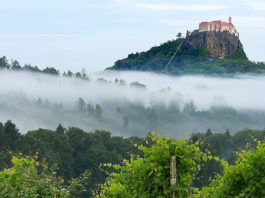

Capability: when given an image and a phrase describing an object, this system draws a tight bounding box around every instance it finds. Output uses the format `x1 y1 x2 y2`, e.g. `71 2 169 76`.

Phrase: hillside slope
107 31 265 75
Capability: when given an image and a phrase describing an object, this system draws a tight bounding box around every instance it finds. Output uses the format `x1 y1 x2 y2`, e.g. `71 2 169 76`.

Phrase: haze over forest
1 70 265 137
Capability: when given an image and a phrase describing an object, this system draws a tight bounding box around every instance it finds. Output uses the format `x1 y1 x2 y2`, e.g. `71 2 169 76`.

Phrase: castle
199 17 239 37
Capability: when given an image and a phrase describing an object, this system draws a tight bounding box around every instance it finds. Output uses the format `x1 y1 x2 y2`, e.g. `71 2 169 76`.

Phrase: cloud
112 0 229 11
0 34 90 38
232 16 265 29
247 1 265 11
135 3 229 11
161 19 198 27
113 0 128 3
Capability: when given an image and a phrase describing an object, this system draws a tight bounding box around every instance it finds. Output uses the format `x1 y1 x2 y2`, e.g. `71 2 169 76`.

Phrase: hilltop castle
199 17 239 37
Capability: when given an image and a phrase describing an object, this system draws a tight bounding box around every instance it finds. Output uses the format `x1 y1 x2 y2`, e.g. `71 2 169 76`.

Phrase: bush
0 155 69 198
200 141 265 197
97 133 206 198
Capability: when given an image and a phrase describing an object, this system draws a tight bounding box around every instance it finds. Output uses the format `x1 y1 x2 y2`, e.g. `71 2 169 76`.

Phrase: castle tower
229 17 232 24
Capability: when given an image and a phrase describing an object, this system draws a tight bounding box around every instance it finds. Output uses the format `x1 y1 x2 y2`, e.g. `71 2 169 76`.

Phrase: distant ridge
107 18 265 75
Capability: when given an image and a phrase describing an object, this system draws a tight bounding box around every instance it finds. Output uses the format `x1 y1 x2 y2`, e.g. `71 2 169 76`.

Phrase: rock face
184 30 243 58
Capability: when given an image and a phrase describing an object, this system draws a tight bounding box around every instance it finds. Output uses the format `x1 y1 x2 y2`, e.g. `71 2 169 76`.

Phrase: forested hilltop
1 120 265 197
107 31 265 75
0 55 89 79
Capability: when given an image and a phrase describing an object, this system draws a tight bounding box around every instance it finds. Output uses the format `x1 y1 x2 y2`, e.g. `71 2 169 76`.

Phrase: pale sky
1 0 265 72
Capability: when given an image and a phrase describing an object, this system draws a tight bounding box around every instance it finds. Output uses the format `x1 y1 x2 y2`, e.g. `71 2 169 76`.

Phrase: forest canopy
1 120 265 197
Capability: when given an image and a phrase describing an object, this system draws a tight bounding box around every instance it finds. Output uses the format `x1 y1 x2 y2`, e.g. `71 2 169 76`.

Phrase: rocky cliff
184 30 244 58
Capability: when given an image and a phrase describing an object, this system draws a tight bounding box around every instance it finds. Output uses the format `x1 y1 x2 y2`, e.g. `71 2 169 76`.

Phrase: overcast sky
1 0 265 72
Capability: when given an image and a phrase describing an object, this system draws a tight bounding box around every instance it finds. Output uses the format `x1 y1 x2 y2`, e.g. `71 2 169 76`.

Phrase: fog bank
1 70 265 137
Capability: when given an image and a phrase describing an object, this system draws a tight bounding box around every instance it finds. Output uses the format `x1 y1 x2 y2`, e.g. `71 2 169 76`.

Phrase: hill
107 30 265 75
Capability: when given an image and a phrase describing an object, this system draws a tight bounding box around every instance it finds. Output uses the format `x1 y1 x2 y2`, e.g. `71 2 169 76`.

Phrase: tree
96 78 108 84
0 123 7 149
81 68 90 80
67 70 74 77
206 129 213 137
225 129 231 137
146 108 158 130
183 100 196 114
15 128 75 179
11 60 22 70
63 70 74 78
76 98 86 112
4 120 20 150
87 103 95 115
130 81 146 89
95 104 103 120
42 67 59 75
123 116 129 129
68 170 92 198
0 56 10 69
186 30 190 37
56 124 66 134
23 64 41 72
177 32 182 39
75 72 82 78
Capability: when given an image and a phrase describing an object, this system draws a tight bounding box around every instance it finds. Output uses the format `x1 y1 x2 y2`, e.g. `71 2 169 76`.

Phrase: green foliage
2 120 265 197
0 155 69 198
15 128 75 179
199 141 265 198
0 151 12 170
0 56 10 69
190 128 265 188
56 124 66 134
108 39 183 71
23 64 41 72
0 55 88 78
68 170 92 198
11 60 22 70
129 81 147 89
98 133 205 198
4 120 20 150
76 97 86 112
42 67 60 75
95 104 103 119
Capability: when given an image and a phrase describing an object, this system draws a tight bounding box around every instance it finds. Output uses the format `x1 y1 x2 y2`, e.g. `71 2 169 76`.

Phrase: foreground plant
0 154 69 198
97 132 206 198
199 141 265 198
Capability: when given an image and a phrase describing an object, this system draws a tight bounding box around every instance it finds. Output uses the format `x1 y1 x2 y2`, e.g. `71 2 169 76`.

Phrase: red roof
199 20 234 27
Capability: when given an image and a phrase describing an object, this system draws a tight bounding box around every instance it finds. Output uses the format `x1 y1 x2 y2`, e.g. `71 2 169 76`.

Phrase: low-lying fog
1 70 265 138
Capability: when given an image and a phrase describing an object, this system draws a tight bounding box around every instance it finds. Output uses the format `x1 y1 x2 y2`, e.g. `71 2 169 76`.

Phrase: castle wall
199 23 238 37
199 25 210 32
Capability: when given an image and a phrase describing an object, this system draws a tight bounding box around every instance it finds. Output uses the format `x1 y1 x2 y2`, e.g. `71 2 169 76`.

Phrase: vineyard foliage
0 155 69 198
98 133 207 197
199 141 265 198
